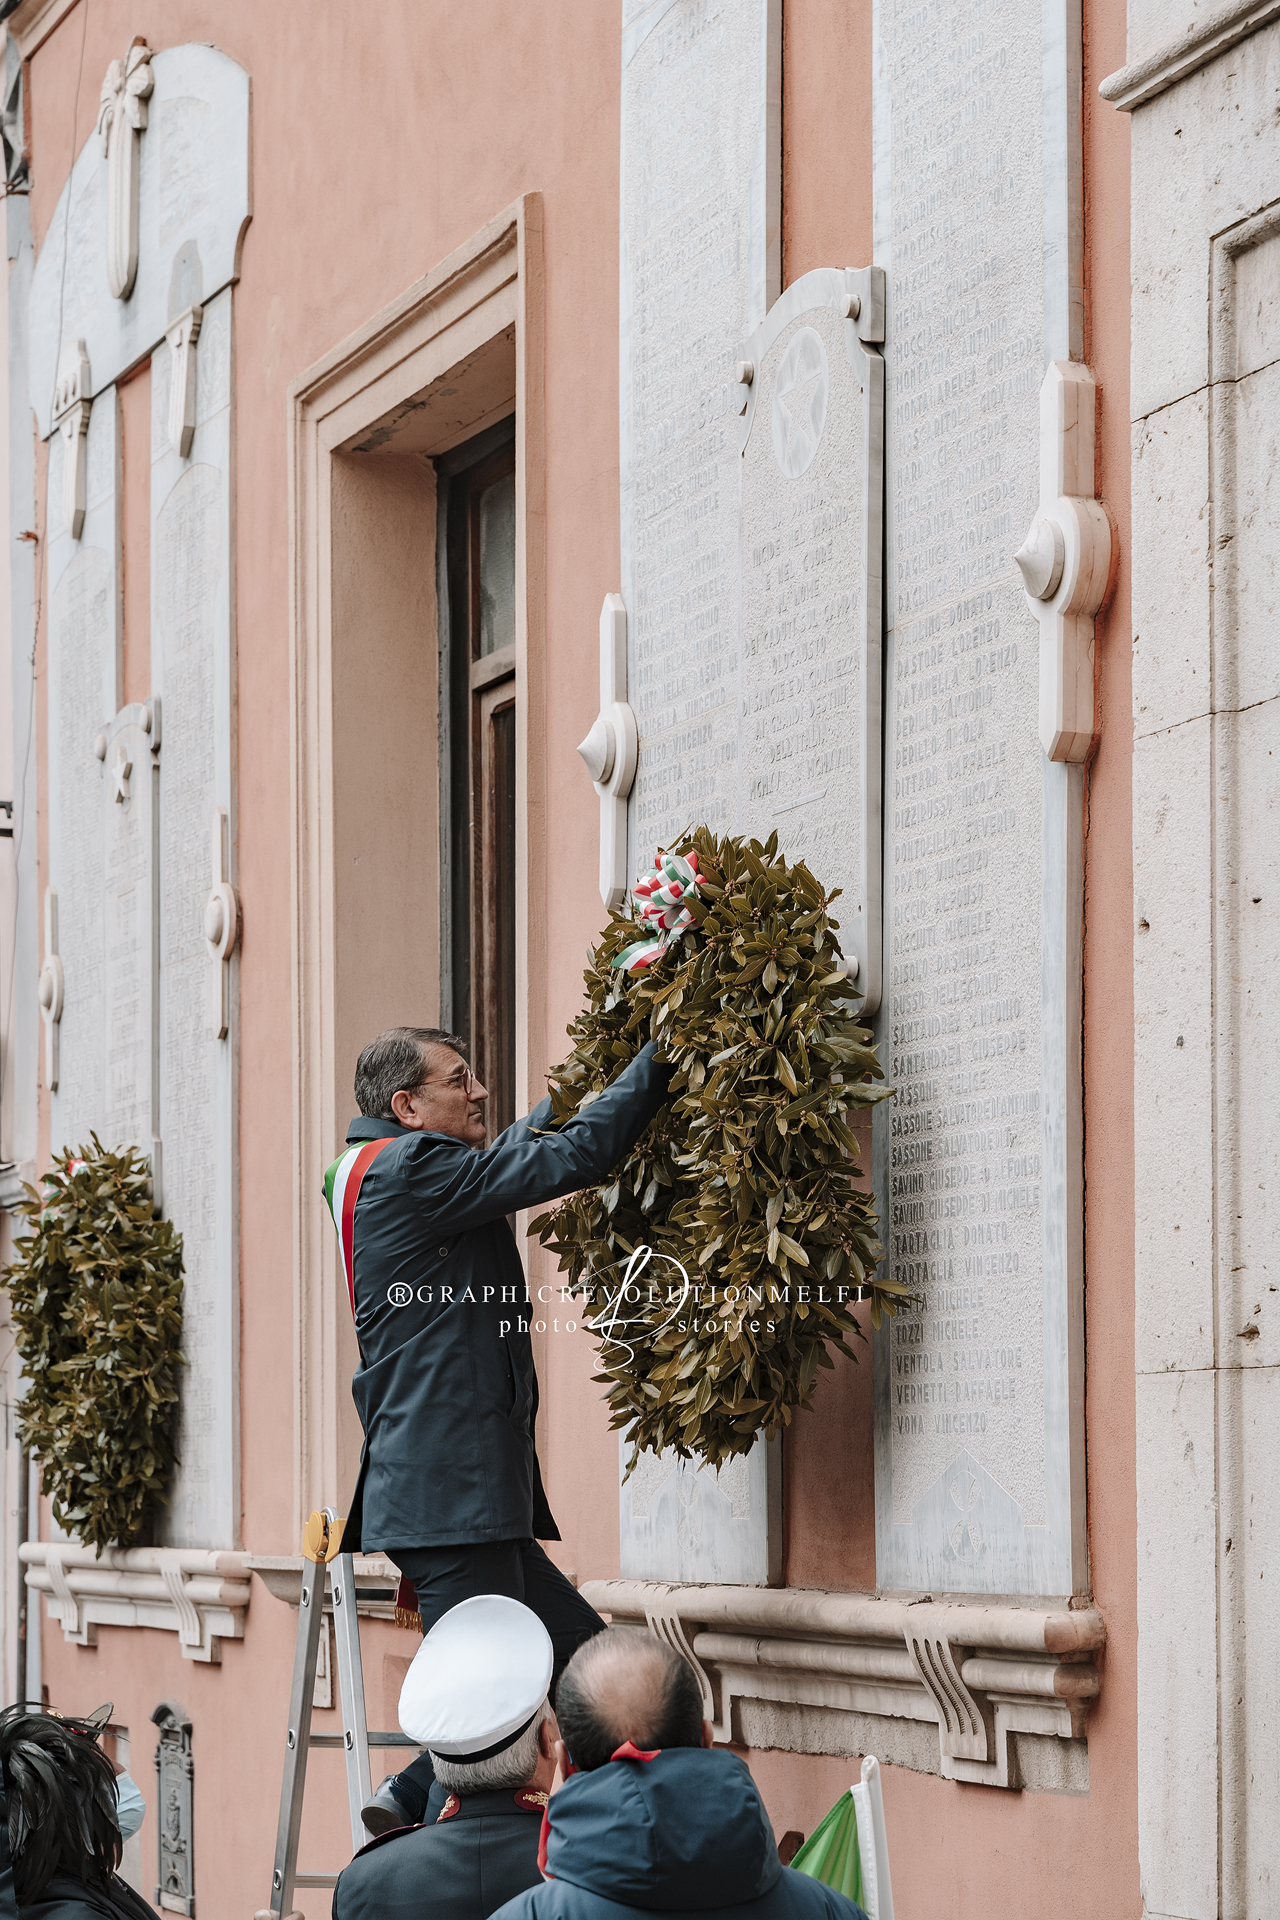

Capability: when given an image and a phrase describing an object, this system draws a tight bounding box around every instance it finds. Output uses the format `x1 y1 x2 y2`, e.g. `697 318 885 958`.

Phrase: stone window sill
583 1579 1105 1793
21 1543 252 1664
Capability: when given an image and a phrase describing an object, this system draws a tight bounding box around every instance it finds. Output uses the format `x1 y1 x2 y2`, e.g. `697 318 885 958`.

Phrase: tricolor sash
323 1137 398 1317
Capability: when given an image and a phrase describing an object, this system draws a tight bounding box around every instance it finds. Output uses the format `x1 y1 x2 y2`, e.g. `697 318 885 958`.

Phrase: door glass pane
477 470 516 655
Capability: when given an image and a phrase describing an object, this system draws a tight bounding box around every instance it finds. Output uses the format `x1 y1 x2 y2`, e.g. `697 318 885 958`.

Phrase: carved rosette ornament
37 887 63 1092
1014 361 1112 762
576 594 638 909
97 38 153 302
203 806 239 1040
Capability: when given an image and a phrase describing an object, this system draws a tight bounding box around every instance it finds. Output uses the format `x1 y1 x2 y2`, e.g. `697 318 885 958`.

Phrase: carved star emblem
111 744 132 803
776 368 824 465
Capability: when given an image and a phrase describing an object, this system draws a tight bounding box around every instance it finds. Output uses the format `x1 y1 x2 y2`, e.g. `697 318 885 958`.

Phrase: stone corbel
166 305 203 457
158 1550 205 1653
52 340 91 541
43 1551 87 1644
38 886 63 1093
644 1593 732 1742
577 594 639 909
1014 361 1112 762
97 39 153 301
903 1608 993 1765
203 806 239 1040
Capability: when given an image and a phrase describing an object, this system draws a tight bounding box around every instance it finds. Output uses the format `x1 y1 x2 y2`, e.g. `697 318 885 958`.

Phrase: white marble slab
150 287 239 1549
29 45 249 437
736 270 885 1007
621 0 780 865
617 0 781 1583
47 391 118 1158
620 1434 781 1585
869 0 1087 1598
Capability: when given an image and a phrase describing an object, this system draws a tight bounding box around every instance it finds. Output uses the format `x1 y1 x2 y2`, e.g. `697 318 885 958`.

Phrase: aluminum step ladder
256 1509 420 1920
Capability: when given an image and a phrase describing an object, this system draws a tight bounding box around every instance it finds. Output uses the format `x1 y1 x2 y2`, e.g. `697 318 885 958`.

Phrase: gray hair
429 1700 550 1795
354 1026 466 1120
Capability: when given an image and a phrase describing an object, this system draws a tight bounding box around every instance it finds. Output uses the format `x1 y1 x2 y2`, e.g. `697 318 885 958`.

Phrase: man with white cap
333 1597 557 1920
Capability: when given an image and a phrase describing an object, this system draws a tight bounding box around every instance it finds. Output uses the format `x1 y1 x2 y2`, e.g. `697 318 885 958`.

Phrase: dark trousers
388 1539 604 1817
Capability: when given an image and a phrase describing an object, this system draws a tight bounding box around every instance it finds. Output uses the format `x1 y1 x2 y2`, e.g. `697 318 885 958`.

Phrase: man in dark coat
493 1631 869 1920
333 1596 556 1920
323 1025 672 1832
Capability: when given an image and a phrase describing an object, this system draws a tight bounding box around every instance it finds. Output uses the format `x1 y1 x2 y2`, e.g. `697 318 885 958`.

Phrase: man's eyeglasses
408 1062 478 1101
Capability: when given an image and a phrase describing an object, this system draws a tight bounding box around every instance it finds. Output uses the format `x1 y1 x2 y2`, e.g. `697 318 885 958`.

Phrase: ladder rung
367 1732 421 1747
294 1875 340 1888
307 1734 347 1749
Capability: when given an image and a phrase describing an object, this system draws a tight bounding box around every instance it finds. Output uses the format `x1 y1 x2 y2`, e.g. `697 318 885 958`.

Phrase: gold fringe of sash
395 1606 423 1632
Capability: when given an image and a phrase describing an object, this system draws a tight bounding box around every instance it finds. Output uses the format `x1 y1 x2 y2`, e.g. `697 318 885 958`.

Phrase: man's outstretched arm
400 1042 672 1232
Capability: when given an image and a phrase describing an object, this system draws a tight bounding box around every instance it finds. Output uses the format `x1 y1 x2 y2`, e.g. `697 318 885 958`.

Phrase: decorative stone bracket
587 1579 1104 1793
22 1541 251 1664
203 806 239 1039
52 340 91 541
1014 361 1112 763
577 593 639 909
166 304 203 457
97 38 153 302
38 886 63 1092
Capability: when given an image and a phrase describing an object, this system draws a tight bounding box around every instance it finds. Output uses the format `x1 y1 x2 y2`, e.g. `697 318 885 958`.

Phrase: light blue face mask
115 1772 146 1839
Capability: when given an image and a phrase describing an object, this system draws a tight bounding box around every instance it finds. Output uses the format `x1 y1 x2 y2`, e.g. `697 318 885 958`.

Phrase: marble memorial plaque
47 394 118 1158
621 0 780 863
151 285 238 1549
618 0 781 1584
870 0 1086 1597
736 270 885 1002
619 1435 781 1584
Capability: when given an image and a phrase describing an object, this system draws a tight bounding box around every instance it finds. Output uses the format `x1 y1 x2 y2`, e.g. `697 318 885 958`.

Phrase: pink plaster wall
20 2 1140 1916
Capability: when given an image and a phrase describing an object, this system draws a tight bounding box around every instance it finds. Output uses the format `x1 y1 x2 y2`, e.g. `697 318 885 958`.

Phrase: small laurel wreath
4 1140 184 1553
531 827 907 1472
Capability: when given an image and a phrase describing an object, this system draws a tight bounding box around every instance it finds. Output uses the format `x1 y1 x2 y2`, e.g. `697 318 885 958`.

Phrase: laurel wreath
531 827 905 1470
5 1142 184 1551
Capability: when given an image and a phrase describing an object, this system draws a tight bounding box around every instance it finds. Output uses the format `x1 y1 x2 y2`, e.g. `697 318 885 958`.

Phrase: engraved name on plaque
870 0 1087 1597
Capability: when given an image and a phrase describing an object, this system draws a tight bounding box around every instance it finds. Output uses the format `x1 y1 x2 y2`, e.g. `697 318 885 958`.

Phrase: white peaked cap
398 1593 554 1757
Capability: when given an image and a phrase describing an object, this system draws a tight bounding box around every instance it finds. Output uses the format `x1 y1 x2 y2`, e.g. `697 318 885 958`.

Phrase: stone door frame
287 197 547 1523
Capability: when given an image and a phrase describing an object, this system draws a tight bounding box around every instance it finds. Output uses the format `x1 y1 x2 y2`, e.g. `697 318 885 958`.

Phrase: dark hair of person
354 1027 467 1120
554 1627 705 1771
0 1705 122 1905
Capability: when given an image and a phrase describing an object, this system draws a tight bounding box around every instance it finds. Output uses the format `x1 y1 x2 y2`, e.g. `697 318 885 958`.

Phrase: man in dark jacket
324 1026 672 1833
493 1631 869 1920
333 1595 555 1920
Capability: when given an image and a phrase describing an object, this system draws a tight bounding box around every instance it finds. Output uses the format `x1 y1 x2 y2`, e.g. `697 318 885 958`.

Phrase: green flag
787 1757 893 1920
789 1789 864 1907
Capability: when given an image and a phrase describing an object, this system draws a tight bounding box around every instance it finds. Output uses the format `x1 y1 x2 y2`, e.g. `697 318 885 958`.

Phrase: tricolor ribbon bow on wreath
613 849 702 971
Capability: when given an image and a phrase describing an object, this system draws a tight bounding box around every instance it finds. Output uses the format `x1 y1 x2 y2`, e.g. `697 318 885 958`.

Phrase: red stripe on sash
340 1137 397 1317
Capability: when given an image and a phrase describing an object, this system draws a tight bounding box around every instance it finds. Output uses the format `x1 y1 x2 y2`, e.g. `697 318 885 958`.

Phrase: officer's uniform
333 1596 554 1920
325 1039 672 1824
332 1782 547 1920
